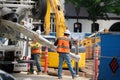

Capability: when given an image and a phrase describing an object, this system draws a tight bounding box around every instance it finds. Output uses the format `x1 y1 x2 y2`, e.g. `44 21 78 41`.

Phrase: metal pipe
74 42 79 75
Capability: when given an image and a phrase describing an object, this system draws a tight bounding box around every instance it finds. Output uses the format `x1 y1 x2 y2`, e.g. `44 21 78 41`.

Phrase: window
74 22 82 32
50 14 55 32
91 23 99 33
50 18 55 32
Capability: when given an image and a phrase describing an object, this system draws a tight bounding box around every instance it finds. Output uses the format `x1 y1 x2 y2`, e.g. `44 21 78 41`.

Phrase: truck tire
1 44 14 73
32 0 47 20
2 64 14 73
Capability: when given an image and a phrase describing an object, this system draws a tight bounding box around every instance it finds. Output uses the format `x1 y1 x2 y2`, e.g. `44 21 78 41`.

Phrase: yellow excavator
40 0 85 69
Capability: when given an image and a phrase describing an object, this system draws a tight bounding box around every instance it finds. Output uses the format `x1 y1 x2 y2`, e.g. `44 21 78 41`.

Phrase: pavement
12 72 90 80
11 60 93 80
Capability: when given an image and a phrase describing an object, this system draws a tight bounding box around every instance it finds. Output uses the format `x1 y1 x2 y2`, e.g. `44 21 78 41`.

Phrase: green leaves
65 0 120 22
65 0 83 8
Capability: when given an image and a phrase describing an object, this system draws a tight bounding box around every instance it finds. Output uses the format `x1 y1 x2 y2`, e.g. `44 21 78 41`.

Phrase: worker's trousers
30 54 42 72
58 53 76 78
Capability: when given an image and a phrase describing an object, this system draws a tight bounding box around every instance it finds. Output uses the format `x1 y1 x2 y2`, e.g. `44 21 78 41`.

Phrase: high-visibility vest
30 41 42 54
57 36 70 53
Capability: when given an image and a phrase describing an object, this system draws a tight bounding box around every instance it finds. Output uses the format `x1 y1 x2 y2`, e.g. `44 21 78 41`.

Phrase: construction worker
28 29 42 75
54 29 78 79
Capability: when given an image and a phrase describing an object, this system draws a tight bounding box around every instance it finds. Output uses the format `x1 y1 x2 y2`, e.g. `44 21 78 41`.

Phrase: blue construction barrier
98 33 120 80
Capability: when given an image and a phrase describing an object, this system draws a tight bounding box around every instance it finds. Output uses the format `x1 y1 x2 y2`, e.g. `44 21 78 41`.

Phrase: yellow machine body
40 51 86 68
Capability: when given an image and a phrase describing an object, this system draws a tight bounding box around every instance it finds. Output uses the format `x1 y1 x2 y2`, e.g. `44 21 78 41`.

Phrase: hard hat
36 30 41 35
64 29 70 35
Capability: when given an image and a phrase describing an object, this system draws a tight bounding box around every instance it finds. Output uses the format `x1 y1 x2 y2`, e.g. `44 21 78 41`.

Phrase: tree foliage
65 0 120 22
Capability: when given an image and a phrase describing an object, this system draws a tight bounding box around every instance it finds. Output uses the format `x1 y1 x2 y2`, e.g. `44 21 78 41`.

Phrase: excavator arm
46 0 67 38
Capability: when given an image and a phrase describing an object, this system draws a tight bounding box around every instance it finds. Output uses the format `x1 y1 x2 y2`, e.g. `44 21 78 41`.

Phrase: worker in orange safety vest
54 29 78 79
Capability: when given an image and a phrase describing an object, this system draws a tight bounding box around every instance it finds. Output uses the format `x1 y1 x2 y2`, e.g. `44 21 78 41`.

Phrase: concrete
12 72 90 80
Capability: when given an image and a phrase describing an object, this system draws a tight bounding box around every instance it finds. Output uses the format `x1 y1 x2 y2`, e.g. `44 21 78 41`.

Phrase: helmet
36 30 41 35
64 30 70 35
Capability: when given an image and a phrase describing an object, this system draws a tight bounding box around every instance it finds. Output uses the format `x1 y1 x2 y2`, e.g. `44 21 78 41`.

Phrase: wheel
32 0 47 20
1 50 14 73
2 64 14 73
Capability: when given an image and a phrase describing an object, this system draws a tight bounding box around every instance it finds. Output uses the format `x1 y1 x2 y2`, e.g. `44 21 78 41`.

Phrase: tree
65 0 120 32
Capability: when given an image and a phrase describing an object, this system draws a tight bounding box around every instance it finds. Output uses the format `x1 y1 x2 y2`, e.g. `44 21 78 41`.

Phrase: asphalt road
11 72 90 80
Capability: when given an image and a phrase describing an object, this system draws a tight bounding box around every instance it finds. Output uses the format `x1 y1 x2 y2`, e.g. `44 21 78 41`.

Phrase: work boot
27 71 34 75
37 71 42 75
58 77 62 80
72 75 79 79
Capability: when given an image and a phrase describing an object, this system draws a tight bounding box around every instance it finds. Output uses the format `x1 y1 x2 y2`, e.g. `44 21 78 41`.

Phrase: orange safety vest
57 36 70 53
30 41 42 54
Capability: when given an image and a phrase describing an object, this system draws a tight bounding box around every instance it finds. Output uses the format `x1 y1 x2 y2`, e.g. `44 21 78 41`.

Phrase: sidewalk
12 72 90 80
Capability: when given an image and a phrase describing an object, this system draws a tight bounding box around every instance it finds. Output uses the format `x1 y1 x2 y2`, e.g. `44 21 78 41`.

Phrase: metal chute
0 19 56 50
70 52 80 62
0 19 80 62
